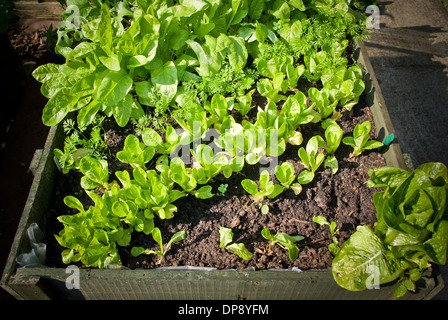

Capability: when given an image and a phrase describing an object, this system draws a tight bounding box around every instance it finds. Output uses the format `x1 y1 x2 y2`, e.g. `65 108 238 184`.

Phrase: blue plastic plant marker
379 133 395 151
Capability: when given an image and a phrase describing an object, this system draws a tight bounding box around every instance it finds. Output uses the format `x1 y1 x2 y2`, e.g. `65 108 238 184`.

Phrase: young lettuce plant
219 226 253 261
169 157 214 199
56 183 136 269
308 87 338 120
191 144 223 184
233 89 255 117
274 162 302 195
261 228 304 262
312 216 340 256
256 72 288 103
297 136 325 185
131 228 186 262
78 156 117 190
241 170 284 202
141 125 190 156
316 121 344 174
332 162 448 297
342 121 384 157
117 134 155 169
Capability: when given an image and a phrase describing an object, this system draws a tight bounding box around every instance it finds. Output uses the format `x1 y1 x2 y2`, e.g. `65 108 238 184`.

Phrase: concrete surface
364 0 448 299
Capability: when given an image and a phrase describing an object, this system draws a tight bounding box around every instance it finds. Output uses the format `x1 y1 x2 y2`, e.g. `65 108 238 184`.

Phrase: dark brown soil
44 92 386 271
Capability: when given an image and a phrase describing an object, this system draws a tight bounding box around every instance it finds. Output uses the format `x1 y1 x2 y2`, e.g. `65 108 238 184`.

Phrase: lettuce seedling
312 216 340 256
131 228 186 262
342 121 384 156
141 125 190 156
191 144 223 184
274 162 302 195
297 136 325 184
241 170 284 202
308 87 338 120
79 156 114 190
280 92 316 132
174 104 209 142
219 227 253 261
56 190 132 268
252 101 288 157
261 228 304 262
204 93 231 127
256 73 288 103
233 89 255 116
169 157 214 199
117 134 155 168
316 121 343 174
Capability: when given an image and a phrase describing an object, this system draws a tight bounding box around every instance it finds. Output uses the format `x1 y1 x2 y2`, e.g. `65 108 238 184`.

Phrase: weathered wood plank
13 1 64 20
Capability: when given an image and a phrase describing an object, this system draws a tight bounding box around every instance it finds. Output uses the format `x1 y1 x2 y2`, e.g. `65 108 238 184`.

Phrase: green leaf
217 34 248 71
226 243 253 260
95 70 133 107
117 134 154 168
131 246 155 257
261 204 269 214
324 155 338 174
151 61 178 102
261 228 274 241
291 183 302 195
42 88 78 126
192 185 214 199
219 226 234 249
332 225 406 292
112 94 142 127
313 216 330 227
241 179 258 196
79 156 109 186
99 54 121 71
297 170 314 184
63 196 85 212
141 128 163 148
275 162 296 188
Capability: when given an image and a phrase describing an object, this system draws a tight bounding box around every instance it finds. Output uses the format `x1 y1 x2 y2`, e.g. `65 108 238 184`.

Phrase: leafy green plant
233 89 255 116
168 157 214 199
274 162 302 195
321 64 365 111
141 125 190 157
78 156 114 190
217 184 229 196
256 73 288 103
241 170 284 202
54 116 108 173
116 134 155 169
297 136 325 184
191 144 223 185
131 228 186 262
56 190 132 268
313 216 340 256
261 228 304 262
332 162 448 297
219 226 253 261
316 121 344 174
280 91 316 133
308 87 338 120
342 121 383 156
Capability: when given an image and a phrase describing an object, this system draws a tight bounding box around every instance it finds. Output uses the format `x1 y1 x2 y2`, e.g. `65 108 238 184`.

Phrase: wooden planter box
13 0 64 20
1 40 444 300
